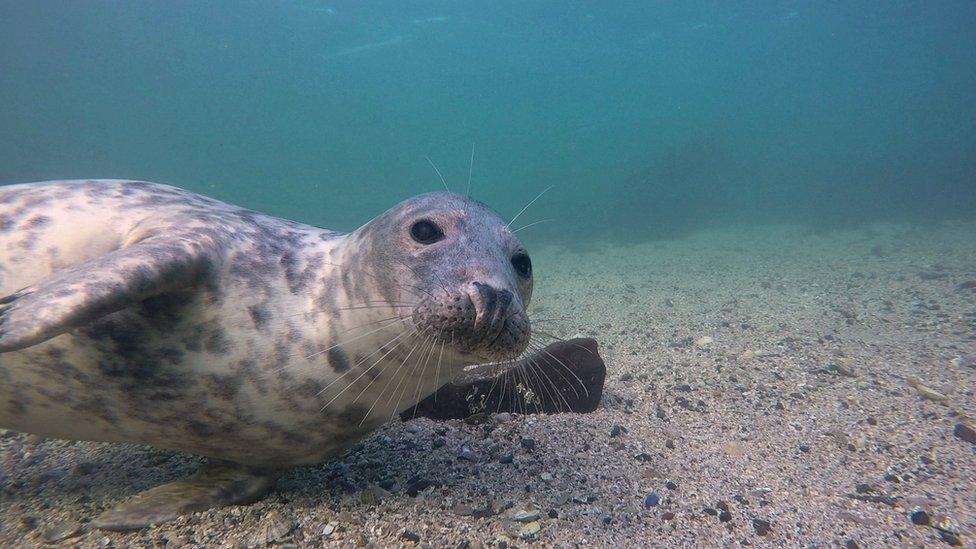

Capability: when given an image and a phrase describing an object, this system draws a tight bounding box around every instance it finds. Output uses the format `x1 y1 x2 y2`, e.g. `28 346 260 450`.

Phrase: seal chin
411 282 531 363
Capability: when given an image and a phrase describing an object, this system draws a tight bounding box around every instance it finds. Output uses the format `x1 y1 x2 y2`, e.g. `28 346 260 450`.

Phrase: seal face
0 179 537 529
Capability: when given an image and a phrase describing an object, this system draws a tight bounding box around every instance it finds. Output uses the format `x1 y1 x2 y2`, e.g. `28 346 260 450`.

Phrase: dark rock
909 509 930 526
703 508 718 516
752 518 772 536
405 338 606 419
610 424 626 437
498 453 514 464
844 540 859 549
719 511 733 523
938 530 963 546
661 512 675 520
405 478 436 497
644 493 660 507
665 481 677 490
953 422 976 444
855 483 874 494
401 530 421 543
520 438 536 452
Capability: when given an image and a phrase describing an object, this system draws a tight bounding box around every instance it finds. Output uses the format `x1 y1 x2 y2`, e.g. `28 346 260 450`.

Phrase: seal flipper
0 233 218 352
93 460 279 531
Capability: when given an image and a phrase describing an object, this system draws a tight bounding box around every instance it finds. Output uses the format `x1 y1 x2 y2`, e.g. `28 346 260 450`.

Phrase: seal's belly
0 303 374 467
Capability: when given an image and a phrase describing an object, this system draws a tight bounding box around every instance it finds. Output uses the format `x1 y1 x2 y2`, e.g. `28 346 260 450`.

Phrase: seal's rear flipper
93 460 279 532
0 233 216 352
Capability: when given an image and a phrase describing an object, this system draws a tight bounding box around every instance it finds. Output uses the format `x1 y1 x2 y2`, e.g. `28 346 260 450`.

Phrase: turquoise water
1 1 974 241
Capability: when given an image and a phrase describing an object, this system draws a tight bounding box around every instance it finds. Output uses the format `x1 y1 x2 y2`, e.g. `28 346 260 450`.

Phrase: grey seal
0 179 536 530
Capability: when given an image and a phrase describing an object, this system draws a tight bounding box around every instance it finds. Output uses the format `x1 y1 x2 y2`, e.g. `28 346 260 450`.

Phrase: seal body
0 180 534 470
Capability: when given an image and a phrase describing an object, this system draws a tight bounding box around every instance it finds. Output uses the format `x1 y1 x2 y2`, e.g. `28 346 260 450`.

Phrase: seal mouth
411 283 531 362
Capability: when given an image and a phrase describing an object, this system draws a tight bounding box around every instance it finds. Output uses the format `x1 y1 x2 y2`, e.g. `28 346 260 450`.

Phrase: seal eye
410 219 444 245
512 253 532 278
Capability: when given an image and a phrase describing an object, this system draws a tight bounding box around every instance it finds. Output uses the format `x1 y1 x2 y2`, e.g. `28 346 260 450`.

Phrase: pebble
512 506 542 522
953 421 976 444
609 425 626 437
752 518 772 536
907 377 948 402
694 336 714 348
517 521 541 539
909 508 930 526
661 512 675 520
498 453 515 464
400 530 421 543
255 510 294 545
457 446 485 462
42 520 82 543
520 438 536 451
322 523 336 536
643 493 660 507
828 360 857 377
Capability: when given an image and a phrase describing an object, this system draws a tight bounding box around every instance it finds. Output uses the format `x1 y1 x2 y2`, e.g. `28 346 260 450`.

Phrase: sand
2 221 974 548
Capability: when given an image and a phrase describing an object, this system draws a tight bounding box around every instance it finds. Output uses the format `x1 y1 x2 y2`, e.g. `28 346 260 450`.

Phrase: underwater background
1 1 974 241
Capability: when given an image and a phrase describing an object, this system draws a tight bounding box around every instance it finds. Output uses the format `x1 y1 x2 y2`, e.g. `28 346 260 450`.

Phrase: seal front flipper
93 460 279 531
0 232 218 352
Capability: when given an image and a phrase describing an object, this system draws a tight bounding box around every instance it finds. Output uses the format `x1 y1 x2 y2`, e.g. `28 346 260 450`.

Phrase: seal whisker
409 330 440 419
376 331 431 422
528 340 589 399
304 316 410 360
359 330 428 423
315 329 410 401
425 156 450 192
521 353 563 413
512 218 555 233
507 185 553 228
392 333 437 421
465 142 476 197
526 340 583 401
322 261 431 301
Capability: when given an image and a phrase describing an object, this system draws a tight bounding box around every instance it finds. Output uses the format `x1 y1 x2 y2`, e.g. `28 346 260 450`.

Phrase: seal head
343 192 532 364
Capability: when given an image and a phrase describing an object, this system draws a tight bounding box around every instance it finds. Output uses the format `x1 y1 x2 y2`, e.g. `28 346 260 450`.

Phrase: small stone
322 523 336 536
400 530 421 543
610 425 626 437
512 506 541 522
829 360 857 377
953 421 976 444
752 518 772 536
694 336 714 348
498 453 515 464
572 495 596 504
405 477 435 497
620 372 633 382
517 521 541 539
910 508 931 525
938 530 963 546
256 510 294 545
855 483 874 494
491 412 512 423
458 446 485 462
661 512 675 520
520 438 536 451
737 350 756 362
644 493 660 507
665 481 677 490
907 377 948 402
703 507 718 516
844 540 859 549
719 511 733 523
42 520 82 543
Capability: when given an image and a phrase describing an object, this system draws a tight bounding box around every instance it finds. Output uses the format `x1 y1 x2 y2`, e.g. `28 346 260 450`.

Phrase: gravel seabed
2 221 975 548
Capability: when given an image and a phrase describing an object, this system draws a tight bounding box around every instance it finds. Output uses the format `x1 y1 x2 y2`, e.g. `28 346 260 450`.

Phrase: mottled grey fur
0 180 533 469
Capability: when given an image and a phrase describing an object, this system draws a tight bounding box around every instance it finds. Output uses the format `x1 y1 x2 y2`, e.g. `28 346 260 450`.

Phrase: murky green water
2 1 974 241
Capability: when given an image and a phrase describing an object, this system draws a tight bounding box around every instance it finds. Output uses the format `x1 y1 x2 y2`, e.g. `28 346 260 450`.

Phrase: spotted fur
0 180 532 468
